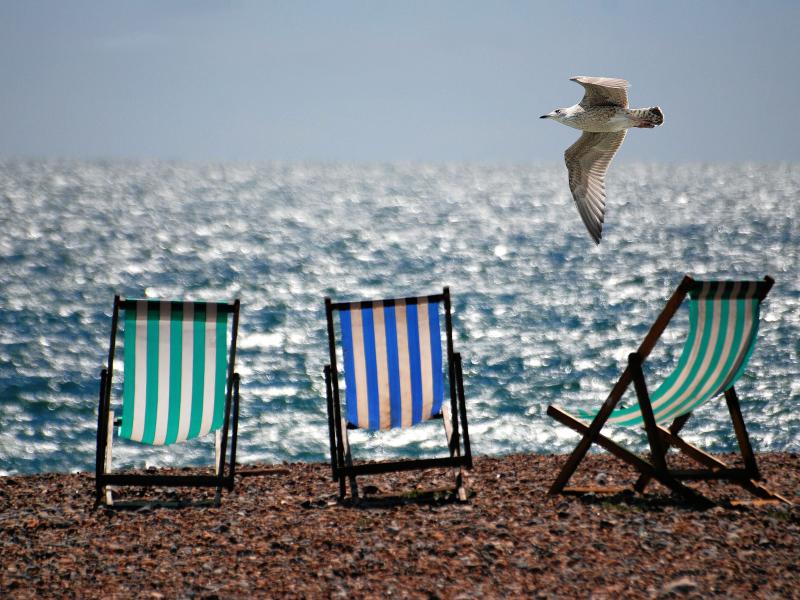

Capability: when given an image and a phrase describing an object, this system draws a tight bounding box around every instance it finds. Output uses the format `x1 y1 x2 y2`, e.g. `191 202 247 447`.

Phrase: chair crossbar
99 473 232 488
342 456 471 477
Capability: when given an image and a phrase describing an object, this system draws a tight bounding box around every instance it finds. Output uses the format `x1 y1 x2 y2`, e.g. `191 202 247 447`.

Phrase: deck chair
95 296 241 507
324 287 473 501
548 275 790 507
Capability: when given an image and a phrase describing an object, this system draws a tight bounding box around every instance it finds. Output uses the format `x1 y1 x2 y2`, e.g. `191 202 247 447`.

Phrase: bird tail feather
631 106 664 127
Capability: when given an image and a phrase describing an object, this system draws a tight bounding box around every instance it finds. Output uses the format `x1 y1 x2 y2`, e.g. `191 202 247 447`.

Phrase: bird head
540 108 567 122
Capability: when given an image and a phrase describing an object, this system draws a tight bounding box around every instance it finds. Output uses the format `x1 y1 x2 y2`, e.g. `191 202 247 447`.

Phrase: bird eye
555 109 561 114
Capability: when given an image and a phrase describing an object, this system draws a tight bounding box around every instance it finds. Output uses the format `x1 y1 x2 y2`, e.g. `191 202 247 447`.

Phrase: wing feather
564 131 627 244
570 76 629 108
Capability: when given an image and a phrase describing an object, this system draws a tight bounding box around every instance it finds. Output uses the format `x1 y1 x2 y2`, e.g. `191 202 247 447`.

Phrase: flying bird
541 76 663 244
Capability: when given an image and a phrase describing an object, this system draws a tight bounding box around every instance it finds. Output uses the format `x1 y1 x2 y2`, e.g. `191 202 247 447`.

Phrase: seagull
541 76 663 244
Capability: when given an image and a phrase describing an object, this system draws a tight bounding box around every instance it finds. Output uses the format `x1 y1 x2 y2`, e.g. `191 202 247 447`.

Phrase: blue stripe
361 307 380 430
406 303 423 425
339 309 359 426
428 302 444 417
383 305 403 428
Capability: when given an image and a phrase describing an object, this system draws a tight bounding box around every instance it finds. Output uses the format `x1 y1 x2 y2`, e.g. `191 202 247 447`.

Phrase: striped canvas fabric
583 281 764 427
119 300 230 446
338 298 445 430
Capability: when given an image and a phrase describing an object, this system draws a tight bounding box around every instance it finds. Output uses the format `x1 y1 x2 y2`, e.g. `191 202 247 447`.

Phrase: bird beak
540 114 550 119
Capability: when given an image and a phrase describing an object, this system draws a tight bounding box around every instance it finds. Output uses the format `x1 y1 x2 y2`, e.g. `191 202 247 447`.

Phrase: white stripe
153 302 171 445
417 300 433 420
372 302 391 429
350 306 370 429
200 304 217 436
718 282 758 391
608 282 712 426
694 283 742 398
395 300 413 428
131 300 149 442
177 303 194 443
654 286 725 420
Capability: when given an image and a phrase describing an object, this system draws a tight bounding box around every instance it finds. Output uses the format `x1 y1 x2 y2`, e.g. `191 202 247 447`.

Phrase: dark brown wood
634 275 693 360
547 372 631 494
324 365 338 480
104 295 121 409
324 297 347 495
669 468 751 481
229 373 240 489
634 412 692 492
217 299 240 483
547 405 656 473
443 287 462 458
345 455 471 477
629 353 668 472
545 274 694 496
454 352 473 469
100 474 226 487
329 293 445 311
95 368 109 504
725 387 759 478
759 275 775 301
547 405 714 507
547 275 788 506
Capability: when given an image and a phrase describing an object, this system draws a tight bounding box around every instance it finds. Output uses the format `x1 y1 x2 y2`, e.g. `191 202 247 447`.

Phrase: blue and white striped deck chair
548 275 789 506
324 287 472 501
95 296 241 506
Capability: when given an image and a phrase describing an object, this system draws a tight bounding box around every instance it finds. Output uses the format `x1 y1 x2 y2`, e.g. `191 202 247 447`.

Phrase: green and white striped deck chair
95 296 241 506
548 275 789 506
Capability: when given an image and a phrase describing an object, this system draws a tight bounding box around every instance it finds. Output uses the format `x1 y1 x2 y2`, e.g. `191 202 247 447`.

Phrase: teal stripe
599 298 704 426
648 294 715 421
602 290 708 427
722 298 760 391
164 303 184 445
121 305 137 439
141 303 161 445
658 291 731 422
188 305 206 439
650 296 702 405
688 292 745 408
212 310 228 431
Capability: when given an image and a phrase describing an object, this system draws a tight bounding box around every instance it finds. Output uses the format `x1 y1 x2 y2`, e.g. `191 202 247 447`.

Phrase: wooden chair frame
547 275 790 507
95 296 241 507
324 287 473 501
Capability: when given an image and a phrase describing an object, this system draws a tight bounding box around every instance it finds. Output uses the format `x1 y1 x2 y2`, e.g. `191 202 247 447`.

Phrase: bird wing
571 76 629 108
564 130 627 244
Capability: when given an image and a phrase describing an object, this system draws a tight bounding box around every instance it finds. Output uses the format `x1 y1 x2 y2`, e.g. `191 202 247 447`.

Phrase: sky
1 0 799 162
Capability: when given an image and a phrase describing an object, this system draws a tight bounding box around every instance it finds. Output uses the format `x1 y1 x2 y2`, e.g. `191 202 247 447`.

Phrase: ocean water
0 160 798 476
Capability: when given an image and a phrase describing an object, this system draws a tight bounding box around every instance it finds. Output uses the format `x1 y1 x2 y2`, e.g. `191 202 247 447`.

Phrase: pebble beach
2 452 798 599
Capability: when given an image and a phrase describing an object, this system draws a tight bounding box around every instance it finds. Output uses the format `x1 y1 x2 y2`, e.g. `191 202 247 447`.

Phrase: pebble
1 453 798 598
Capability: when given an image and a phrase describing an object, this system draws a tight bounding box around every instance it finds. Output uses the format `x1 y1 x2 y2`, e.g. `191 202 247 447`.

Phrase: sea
1 161 798 476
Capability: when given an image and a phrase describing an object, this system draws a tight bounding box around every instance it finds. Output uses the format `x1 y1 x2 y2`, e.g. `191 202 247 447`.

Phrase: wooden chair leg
104 410 114 506
548 405 714 507
454 353 473 469
634 413 691 492
656 420 790 503
340 418 358 499
442 403 467 501
547 367 631 494
724 387 759 478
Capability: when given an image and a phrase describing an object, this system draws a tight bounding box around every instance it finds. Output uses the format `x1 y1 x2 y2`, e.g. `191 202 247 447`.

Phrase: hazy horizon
2 1 799 163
